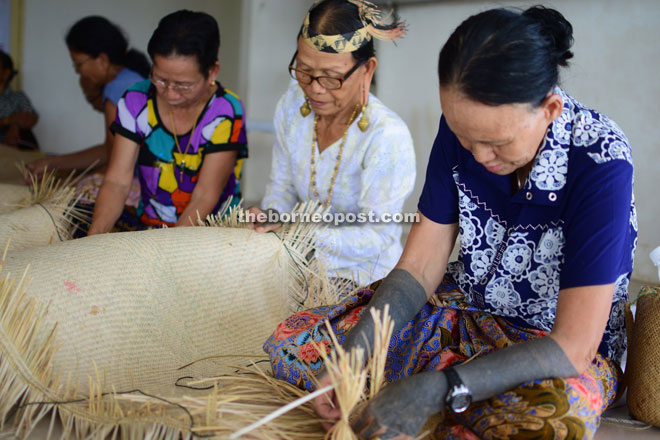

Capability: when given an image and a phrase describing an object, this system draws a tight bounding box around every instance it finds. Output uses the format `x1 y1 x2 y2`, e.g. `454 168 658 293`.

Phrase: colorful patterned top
418 87 636 363
110 80 248 226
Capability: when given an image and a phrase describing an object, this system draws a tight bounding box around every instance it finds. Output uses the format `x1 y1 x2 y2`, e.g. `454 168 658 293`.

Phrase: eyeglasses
150 73 200 94
72 57 93 71
287 51 365 90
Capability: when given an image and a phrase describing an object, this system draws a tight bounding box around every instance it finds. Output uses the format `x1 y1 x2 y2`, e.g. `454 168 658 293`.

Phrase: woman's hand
311 371 341 431
351 371 447 440
247 206 282 233
25 158 53 180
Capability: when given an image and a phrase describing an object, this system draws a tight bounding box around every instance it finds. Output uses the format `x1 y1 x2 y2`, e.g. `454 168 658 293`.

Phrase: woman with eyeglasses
250 0 415 286
87 10 247 234
26 16 148 194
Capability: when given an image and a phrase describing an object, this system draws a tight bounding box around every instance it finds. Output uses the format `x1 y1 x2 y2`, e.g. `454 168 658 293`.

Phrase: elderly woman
266 6 635 439
250 0 416 286
0 51 38 149
88 10 247 234
27 16 149 177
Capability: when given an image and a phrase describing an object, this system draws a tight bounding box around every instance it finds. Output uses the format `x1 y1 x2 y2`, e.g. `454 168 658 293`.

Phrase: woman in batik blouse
250 0 416 286
266 6 636 439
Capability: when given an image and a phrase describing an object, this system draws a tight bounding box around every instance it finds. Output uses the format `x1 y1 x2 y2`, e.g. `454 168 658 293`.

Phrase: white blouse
261 83 416 285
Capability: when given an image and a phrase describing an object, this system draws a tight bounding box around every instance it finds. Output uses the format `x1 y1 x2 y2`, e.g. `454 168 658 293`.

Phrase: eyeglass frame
287 50 366 90
72 56 93 71
150 70 203 94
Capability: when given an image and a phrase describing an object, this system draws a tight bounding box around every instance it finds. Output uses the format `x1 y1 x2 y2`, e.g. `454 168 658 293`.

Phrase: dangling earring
300 98 311 117
358 85 369 132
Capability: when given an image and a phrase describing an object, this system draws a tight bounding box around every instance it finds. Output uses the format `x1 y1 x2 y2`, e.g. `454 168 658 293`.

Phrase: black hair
438 5 574 106
303 0 377 63
66 16 150 78
0 51 17 84
147 10 220 78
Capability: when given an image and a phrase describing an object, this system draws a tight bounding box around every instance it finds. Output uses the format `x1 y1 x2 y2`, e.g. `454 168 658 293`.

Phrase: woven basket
625 285 660 427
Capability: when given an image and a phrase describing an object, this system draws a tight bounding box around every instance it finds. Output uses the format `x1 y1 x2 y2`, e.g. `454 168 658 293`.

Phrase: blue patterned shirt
418 88 636 363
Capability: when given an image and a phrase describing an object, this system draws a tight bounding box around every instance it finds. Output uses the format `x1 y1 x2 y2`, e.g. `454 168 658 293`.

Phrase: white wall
377 0 660 283
22 0 242 155
237 0 310 204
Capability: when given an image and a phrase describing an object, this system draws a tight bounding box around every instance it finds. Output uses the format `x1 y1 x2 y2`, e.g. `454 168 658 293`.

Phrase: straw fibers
0 202 404 438
0 170 86 252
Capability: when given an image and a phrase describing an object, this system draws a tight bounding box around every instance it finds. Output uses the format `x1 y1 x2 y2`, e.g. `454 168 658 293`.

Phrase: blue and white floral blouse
418 88 636 363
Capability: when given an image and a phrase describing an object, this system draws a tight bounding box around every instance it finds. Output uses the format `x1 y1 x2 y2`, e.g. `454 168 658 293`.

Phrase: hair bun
523 6 574 67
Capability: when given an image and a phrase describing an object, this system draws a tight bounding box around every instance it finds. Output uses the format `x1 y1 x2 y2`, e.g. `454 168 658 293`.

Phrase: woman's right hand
24 158 54 183
311 371 341 431
247 206 282 233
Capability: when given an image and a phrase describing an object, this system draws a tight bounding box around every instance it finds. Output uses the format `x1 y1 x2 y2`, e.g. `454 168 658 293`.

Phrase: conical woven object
626 286 660 427
0 205 336 437
0 173 84 251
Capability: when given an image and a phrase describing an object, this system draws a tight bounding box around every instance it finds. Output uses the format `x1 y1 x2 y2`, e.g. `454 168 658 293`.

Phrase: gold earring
357 85 369 132
300 98 311 117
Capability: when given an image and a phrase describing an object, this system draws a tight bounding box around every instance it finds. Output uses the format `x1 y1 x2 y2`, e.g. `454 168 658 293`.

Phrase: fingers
255 222 282 233
352 409 413 440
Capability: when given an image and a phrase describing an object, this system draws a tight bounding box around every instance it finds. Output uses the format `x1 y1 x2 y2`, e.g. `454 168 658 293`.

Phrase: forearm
47 145 106 171
176 196 218 226
1 112 38 129
342 269 428 356
454 335 578 403
89 180 131 234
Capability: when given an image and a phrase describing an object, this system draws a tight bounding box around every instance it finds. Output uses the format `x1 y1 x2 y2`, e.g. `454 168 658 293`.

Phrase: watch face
450 392 472 413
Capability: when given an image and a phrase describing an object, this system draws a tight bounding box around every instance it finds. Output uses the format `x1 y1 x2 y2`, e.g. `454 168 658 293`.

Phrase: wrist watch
444 366 472 413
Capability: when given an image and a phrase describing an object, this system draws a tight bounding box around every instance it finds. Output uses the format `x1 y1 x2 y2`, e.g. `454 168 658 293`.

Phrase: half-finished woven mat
0 227 300 397
0 204 336 438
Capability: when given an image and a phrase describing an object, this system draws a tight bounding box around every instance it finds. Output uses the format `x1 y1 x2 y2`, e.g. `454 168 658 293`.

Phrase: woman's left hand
351 371 447 439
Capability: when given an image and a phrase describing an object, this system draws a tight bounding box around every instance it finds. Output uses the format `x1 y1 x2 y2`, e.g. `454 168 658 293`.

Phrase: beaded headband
301 0 406 54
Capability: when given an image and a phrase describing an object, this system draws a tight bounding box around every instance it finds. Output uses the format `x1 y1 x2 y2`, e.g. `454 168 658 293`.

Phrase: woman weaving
250 0 416 286
88 10 247 234
266 6 636 439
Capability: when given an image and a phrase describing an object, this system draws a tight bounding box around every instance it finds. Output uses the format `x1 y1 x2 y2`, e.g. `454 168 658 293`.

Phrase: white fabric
262 83 416 285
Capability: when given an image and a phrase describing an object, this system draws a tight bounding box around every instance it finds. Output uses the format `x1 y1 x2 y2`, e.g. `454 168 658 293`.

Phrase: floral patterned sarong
264 279 621 439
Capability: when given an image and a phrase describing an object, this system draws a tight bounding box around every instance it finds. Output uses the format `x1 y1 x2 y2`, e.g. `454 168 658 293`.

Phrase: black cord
35 202 63 242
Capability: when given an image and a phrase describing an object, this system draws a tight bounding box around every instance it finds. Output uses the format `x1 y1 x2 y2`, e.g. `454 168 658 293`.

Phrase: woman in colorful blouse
88 10 247 234
266 6 636 439
26 16 149 179
251 0 415 286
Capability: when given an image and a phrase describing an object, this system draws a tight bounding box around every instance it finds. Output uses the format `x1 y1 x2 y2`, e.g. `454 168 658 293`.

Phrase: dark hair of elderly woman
439 6 573 105
251 0 416 286
0 51 39 149
266 5 636 439
66 16 151 79
148 10 220 76
26 16 149 183
88 10 247 234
